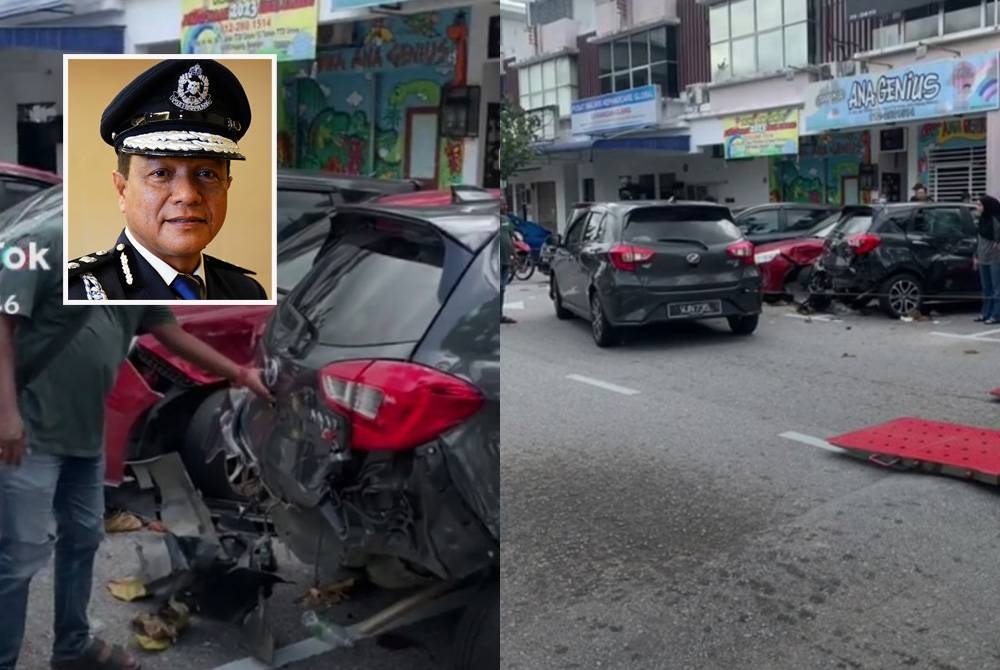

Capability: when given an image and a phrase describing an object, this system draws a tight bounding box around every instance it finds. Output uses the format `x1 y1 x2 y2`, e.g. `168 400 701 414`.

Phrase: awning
534 135 690 154
0 26 124 53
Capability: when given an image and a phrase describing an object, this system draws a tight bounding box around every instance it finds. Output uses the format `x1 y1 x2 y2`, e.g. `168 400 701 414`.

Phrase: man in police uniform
68 59 267 301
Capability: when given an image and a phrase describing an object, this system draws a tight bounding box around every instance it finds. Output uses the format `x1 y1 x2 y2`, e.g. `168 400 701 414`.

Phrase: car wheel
181 390 261 502
728 314 759 335
878 274 923 318
453 575 499 670
589 292 617 347
551 276 573 320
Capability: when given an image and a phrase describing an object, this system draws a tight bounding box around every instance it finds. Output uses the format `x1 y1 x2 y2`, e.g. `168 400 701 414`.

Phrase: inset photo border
62 54 277 305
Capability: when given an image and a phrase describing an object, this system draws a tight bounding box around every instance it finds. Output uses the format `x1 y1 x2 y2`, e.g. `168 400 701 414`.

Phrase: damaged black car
216 204 500 669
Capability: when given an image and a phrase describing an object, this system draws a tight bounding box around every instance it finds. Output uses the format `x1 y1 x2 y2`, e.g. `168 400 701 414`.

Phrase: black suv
549 201 762 346
811 203 980 318
735 203 838 245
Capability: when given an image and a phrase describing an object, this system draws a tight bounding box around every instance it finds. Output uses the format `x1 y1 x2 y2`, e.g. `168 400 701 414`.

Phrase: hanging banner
803 52 1000 134
723 107 799 159
181 0 319 61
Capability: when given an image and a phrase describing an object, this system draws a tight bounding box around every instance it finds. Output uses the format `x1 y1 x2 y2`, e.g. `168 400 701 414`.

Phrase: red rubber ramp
828 417 1000 484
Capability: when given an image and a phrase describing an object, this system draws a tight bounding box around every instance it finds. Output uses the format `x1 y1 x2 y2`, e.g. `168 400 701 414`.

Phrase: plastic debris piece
105 511 143 533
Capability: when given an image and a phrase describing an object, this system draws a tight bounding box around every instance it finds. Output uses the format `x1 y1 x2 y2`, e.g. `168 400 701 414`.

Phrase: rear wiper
656 238 709 250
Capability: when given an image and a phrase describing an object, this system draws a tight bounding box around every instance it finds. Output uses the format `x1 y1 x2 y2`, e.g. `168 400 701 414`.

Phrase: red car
0 162 61 211
754 207 872 301
374 185 500 207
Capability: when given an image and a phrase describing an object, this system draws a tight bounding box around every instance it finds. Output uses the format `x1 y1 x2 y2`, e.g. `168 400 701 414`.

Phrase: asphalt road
501 278 1000 670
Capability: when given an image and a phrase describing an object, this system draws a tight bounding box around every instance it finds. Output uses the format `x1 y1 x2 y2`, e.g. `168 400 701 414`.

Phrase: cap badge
170 63 212 113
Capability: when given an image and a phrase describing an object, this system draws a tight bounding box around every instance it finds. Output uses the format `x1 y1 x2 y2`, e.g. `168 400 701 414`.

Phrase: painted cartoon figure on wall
916 117 986 186
276 9 470 187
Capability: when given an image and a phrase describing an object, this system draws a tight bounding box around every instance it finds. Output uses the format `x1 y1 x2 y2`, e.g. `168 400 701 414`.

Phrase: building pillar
987 111 1000 198
907 123 921 193
559 162 580 234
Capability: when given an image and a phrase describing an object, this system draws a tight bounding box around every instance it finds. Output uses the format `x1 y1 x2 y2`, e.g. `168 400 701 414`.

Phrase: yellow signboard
181 0 318 61
723 107 799 159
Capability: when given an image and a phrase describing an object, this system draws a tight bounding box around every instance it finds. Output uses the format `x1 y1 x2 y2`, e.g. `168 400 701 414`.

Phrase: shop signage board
0 0 63 19
181 0 319 61
803 52 1000 134
722 107 799 159
571 85 661 136
330 0 394 9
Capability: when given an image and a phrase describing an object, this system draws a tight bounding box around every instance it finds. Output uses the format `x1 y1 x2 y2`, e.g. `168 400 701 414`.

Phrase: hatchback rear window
836 215 873 236
290 215 448 346
624 206 741 244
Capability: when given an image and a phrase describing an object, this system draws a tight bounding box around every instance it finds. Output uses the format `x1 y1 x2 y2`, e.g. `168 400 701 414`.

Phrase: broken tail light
608 244 655 272
318 360 485 451
726 240 755 265
847 233 881 255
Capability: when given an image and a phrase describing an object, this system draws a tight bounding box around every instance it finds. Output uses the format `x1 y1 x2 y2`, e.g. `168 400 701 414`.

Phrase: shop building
277 0 501 189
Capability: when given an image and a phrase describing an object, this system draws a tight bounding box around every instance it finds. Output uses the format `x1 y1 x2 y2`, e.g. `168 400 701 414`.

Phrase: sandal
51 638 141 670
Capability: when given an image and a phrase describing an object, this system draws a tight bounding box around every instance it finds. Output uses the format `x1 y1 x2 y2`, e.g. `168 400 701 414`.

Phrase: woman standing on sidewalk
974 195 1000 323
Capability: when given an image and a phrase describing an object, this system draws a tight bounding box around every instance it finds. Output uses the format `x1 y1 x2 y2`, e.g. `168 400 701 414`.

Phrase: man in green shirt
500 212 516 324
0 188 271 670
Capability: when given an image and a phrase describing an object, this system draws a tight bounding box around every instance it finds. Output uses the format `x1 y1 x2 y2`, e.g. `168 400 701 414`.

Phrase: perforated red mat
828 417 1000 477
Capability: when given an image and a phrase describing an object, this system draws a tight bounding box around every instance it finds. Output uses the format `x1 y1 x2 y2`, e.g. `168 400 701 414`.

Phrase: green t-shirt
0 193 177 457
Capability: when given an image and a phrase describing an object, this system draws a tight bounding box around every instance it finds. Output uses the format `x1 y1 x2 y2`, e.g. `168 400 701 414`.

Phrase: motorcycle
512 237 535 281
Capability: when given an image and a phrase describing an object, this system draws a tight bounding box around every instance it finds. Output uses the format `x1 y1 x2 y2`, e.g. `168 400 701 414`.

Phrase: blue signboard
803 52 1000 134
331 0 393 9
570 85 662 136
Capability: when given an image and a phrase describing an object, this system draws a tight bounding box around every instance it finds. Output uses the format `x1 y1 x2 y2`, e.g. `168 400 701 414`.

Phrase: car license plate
668 300 722 318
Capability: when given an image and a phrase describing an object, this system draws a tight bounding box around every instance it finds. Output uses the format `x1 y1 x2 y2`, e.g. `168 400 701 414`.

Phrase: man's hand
235 367 274 401
0 411 26 467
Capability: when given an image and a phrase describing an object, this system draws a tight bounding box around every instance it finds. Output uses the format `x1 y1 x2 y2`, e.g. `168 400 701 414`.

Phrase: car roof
880 202 975 208
0 162 61 184
334 204 497 251
744 202 834 210
277 168 419 194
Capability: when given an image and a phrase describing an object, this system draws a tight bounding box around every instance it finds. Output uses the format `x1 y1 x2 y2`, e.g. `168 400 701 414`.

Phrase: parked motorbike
512 238 535 281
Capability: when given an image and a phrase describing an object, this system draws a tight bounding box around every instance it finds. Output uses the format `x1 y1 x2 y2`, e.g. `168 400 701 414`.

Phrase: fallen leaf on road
841 353 856 358
134 634 171 652
105 511 143 533
965 350 980 355
133 613 178 643
108 577 148 602
297 578 357 608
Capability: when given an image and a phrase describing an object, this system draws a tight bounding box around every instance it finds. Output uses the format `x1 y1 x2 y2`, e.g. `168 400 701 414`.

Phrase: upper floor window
518 56 578 118
873 0 995 49
598 25 679 97
710 0 811 81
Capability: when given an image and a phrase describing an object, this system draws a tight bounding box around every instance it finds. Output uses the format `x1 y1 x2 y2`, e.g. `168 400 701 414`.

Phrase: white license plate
668 300 723 318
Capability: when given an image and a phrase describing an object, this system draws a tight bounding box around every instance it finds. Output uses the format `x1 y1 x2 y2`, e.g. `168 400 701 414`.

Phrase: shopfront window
598 26 679 98
709 0 811 81
517 56 578 118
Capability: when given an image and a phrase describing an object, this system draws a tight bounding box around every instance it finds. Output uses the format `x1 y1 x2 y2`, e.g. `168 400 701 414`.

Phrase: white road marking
931 332 1000 343
210 637 333 670
779 431 847 454
566 374 640 396
783 313 839 323
504 301 526 310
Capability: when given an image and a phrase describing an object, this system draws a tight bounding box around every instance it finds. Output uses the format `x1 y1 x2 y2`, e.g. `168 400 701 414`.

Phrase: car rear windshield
624 206 741 244
835 215 874 236
277 188 335 236
290 215 449 346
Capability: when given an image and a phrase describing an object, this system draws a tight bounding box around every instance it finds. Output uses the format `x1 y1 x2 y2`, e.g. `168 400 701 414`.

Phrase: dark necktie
171 273 205 300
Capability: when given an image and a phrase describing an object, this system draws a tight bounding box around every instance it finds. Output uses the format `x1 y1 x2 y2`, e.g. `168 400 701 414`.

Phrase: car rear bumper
603 283 762 326
759 256 796 293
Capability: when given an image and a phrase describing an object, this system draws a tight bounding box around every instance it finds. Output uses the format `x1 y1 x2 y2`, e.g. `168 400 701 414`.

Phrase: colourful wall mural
916 117 986 186
277 8 470 187
768 131 869 205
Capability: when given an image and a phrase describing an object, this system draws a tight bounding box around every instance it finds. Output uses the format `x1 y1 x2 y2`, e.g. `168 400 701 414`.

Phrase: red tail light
608 244 655 272
318 360 484 451
847 233 881 255
726 240 755 265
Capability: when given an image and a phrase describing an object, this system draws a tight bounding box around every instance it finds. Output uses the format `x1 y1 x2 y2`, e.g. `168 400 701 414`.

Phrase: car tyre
728 314 759 335
181 390 260 502
551 276 573 320
590 292 617 347
453 575 499 670
878 274 924 318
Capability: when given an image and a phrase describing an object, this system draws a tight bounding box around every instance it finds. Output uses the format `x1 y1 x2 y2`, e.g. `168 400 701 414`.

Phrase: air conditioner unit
688 84 708 106
833 60 857 78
